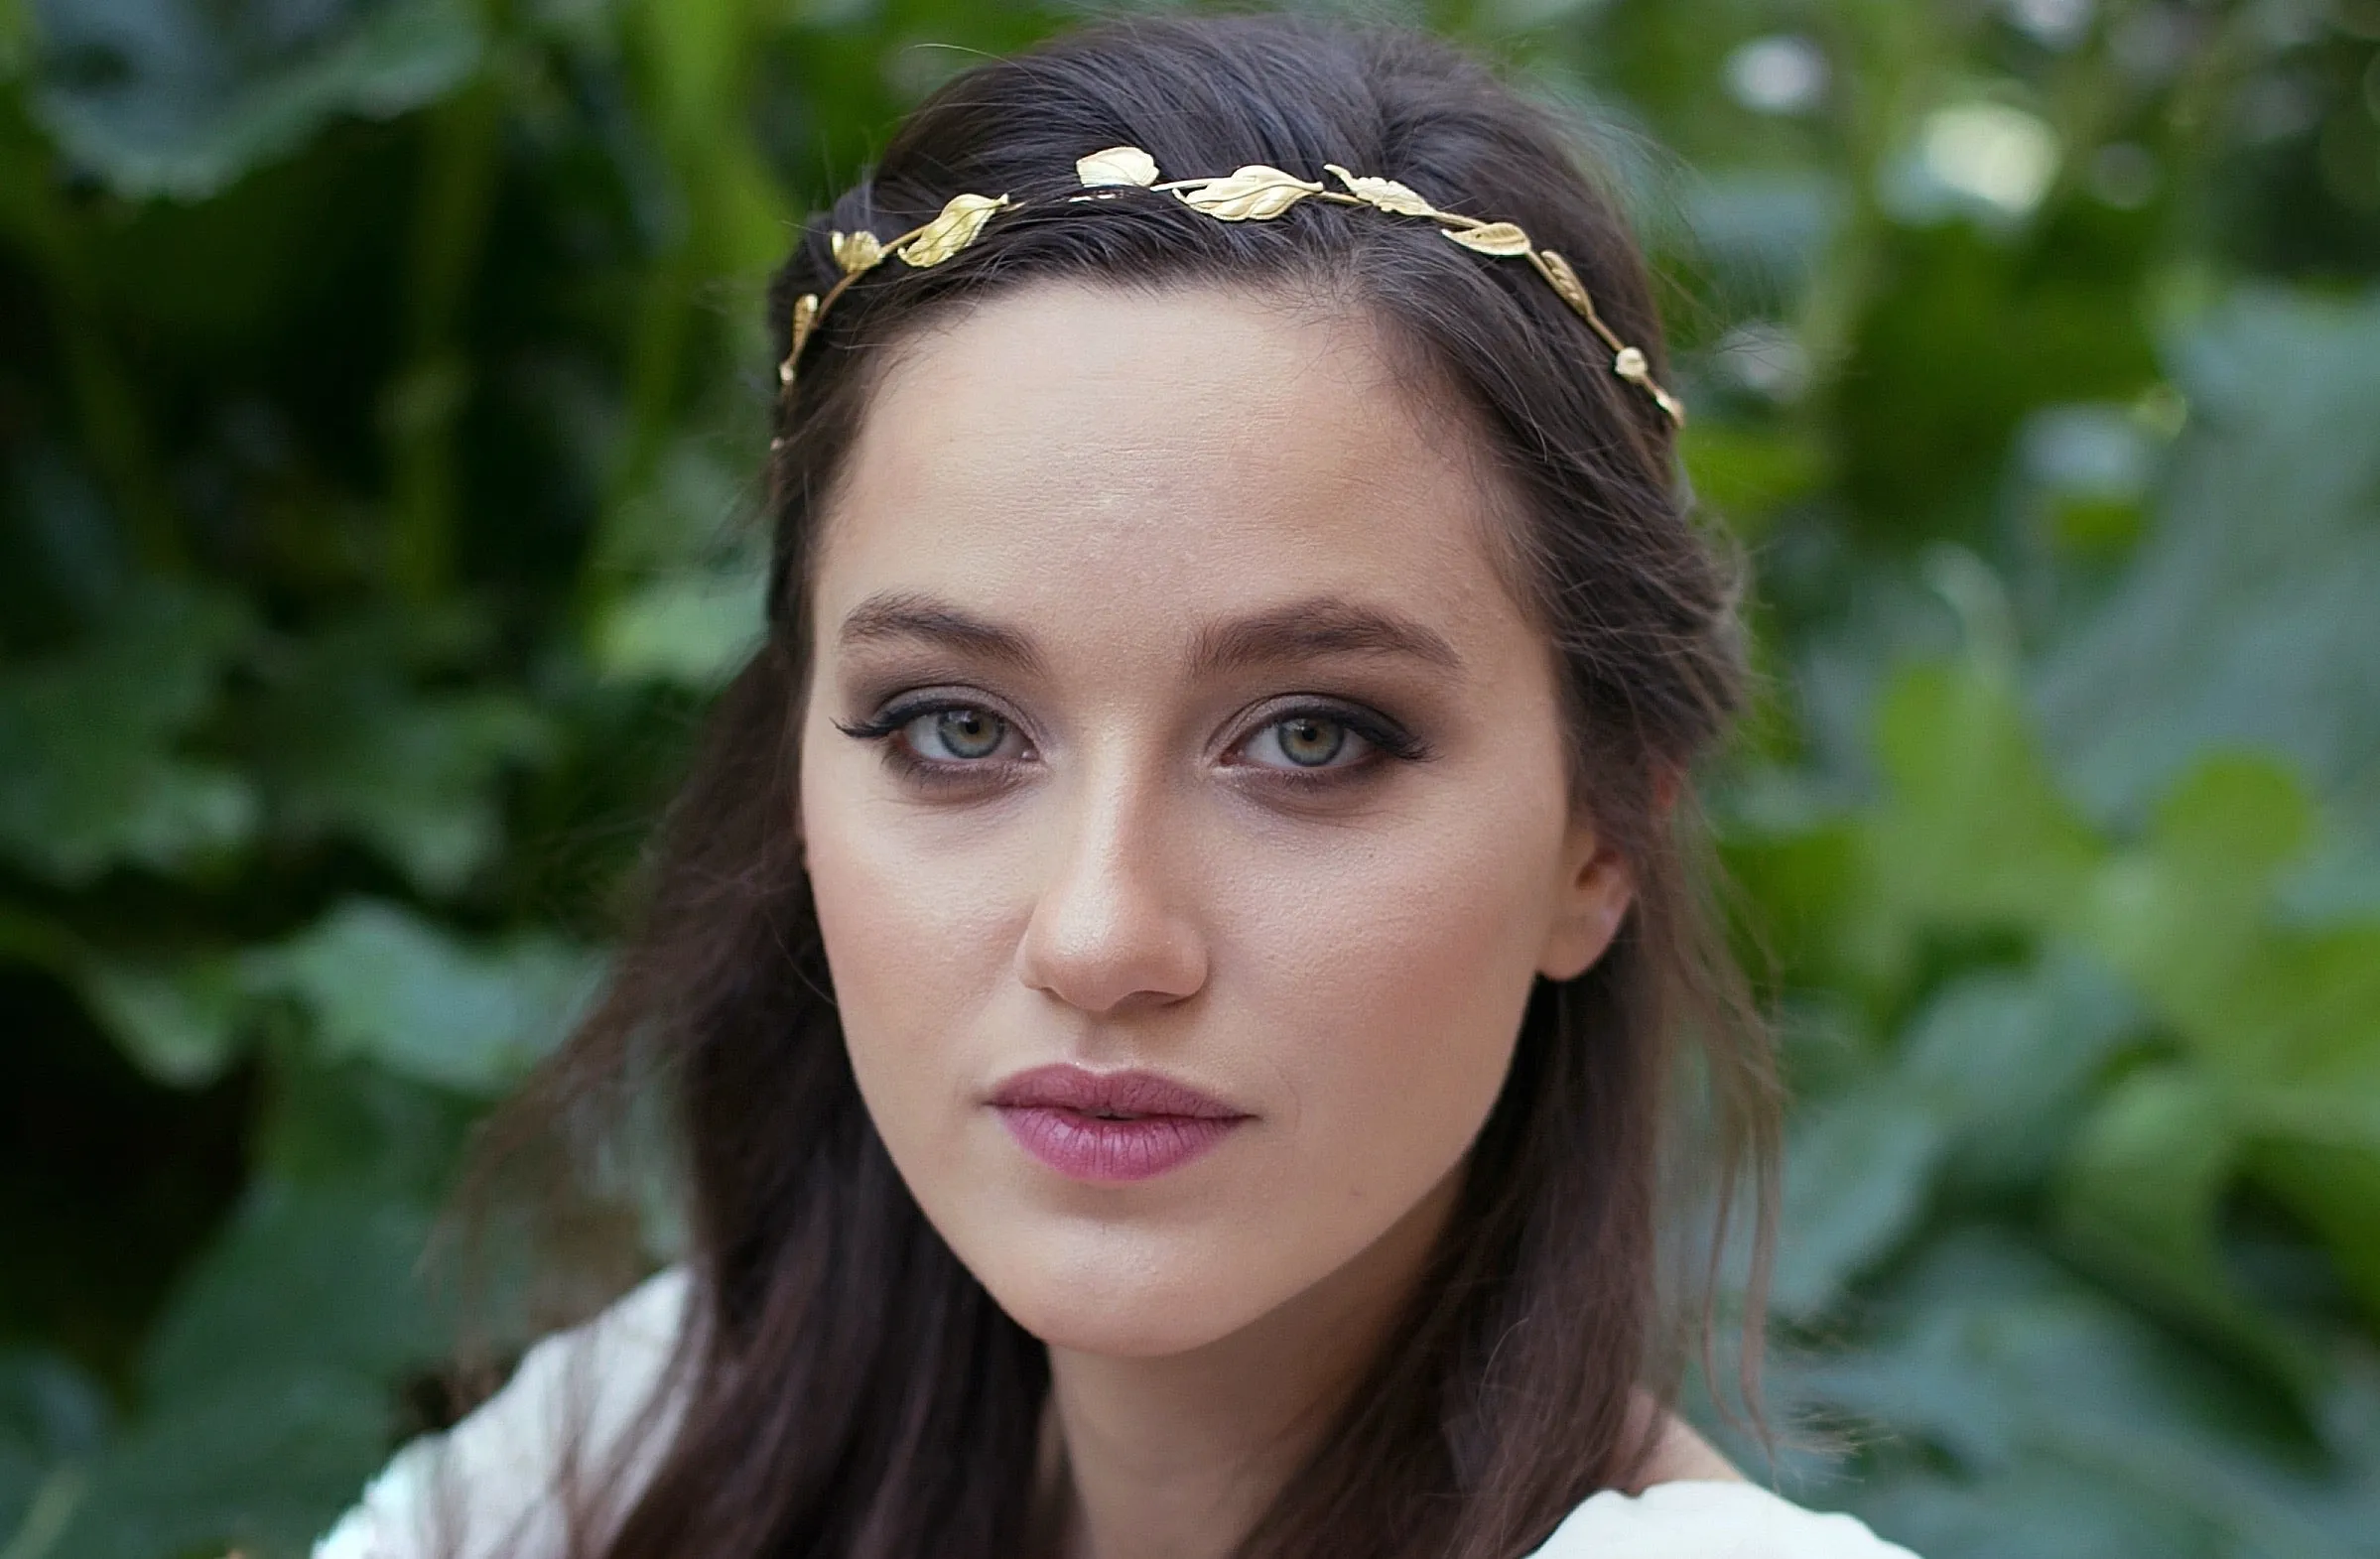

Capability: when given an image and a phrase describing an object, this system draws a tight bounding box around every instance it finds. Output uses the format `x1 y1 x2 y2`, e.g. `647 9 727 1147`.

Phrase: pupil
1280 716 1345 766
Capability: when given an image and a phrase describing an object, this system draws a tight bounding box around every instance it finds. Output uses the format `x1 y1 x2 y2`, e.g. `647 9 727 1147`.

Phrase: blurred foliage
1 0 2376 1555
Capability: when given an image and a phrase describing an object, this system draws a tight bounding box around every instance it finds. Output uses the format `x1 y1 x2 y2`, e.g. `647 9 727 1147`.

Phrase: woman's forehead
811 280 1528 658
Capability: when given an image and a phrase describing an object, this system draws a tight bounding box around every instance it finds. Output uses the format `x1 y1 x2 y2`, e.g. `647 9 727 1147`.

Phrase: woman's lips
988 1064 1252 1184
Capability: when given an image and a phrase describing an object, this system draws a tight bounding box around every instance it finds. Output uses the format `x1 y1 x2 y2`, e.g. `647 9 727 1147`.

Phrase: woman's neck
1029 1173 1458 1559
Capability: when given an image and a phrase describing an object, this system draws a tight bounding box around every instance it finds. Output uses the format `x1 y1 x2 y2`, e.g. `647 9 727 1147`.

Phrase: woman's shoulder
313 1266 693 1559
1526 1480 1922 1559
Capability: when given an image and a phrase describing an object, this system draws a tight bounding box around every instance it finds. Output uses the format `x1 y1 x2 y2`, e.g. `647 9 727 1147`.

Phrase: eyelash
832 694 1429 790
833 697 1033 789
1230 704 1430 781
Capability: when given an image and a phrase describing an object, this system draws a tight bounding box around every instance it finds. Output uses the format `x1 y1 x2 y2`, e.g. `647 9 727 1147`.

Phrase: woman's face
799 281 1632 1359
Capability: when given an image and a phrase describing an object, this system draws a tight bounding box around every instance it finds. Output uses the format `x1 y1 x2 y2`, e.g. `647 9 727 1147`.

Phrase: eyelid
1220 696 1425 769
833 687 1041 782
835 686 1426 787
838 686 1033 741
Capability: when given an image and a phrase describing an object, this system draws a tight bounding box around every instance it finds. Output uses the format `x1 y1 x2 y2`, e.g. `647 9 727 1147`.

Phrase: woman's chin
1003 1292 1248 1359
964 1242 1280 1360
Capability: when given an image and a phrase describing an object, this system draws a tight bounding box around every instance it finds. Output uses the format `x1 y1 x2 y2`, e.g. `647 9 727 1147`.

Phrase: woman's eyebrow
1187 597 1463 677
835 590 1461 678
837 591 1048 675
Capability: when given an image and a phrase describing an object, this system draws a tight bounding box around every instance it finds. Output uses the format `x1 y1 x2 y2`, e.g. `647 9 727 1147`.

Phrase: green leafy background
3 0 2376 1555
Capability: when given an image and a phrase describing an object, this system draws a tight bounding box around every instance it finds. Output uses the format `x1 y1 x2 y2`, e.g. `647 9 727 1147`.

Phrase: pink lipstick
989 1064 1251 1184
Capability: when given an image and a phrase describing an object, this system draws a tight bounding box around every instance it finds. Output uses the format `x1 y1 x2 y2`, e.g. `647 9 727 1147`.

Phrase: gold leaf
1077 145 1160 188
780 292 820 387
898 193 1011 268
1444 221 1533 258
1176 164 1323 221
831 230 884 276
1535 249 1595 322
1323 164 1436 217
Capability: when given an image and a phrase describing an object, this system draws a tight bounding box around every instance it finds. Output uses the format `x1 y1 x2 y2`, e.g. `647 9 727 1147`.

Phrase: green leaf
52 1375 390 1559
0 1351 109 1545
1805 1233 2363 1557
28 0 483 200
2057 1070 2238 1314
246 619 555 895
1772 1080 1951 1321
74 954 249 1088
2247 1138 2380 1332
2054 1059 2324 1389
1851 1463 2221 1559
1900 952 2142 1193
2275 837 2380 926
2076 756 2315 1032
2247 1086 2380 1154
0 582 255 883
249 1054 479 1202
0 3 28 80
1680 420 1828 535
0 1352 109 1467
1716 776 1871 989
138 1180 447 1406
593 568 766 691
244 899 598 1097
266 690 552 896
2214 926 2380 1092
2035 290 2380 840
1865 659 2103 939
2072 761 2380 1101
47 1172 455 1559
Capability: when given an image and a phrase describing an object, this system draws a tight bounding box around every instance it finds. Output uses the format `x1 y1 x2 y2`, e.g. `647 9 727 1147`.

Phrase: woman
320 14 1917 1559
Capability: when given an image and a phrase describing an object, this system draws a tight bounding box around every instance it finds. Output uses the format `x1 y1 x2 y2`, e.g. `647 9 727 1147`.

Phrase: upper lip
989 1064 1249 1120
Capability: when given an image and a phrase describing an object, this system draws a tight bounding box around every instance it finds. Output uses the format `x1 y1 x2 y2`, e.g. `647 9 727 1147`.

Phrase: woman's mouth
987 1063 1252 1184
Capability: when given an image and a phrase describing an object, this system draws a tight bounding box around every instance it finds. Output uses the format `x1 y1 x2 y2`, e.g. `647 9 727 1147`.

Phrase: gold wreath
775 146 1682 431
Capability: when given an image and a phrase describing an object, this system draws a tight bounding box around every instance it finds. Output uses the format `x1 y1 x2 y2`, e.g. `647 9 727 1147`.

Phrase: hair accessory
777 145 1683 428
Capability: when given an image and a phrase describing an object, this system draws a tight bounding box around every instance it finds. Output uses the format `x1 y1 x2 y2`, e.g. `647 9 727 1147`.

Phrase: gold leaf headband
777 144 1683 428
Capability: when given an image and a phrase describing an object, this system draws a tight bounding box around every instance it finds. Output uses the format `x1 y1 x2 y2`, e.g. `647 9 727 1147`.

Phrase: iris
1274 715 1348 767
916 708 1005 760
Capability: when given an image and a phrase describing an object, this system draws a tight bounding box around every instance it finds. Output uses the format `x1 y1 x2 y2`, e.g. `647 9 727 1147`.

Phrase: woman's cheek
1222 795 1554 1203
801 767 1020 1150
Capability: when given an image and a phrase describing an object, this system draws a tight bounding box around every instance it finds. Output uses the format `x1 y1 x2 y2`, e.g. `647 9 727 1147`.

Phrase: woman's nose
1013 777 1208 1017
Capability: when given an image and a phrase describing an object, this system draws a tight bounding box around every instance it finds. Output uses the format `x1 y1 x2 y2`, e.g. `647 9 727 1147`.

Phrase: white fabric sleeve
1526 1480 1923 1558
312 1266 693 1559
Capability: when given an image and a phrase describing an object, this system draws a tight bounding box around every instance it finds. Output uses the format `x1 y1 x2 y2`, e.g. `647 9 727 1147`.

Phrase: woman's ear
1536 818 1635 981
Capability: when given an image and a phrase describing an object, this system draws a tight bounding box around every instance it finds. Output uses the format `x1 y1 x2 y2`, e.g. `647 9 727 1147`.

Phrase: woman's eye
1243 714 1371 770
902 707 1012 762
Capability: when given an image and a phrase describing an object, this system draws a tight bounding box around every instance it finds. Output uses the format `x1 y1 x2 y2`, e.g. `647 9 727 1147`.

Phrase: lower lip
995 1105 1246 1183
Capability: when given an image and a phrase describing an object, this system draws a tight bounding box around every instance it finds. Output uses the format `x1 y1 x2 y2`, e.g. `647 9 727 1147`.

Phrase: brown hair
473 13 1779 1559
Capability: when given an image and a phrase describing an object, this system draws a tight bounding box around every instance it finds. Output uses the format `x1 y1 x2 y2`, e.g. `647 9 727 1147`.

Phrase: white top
316 1268 1918 1559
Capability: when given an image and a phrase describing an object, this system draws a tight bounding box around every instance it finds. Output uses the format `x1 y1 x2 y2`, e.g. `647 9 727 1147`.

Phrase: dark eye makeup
1222 698 1430 778
831 688 1430 791
833 693 1034 788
